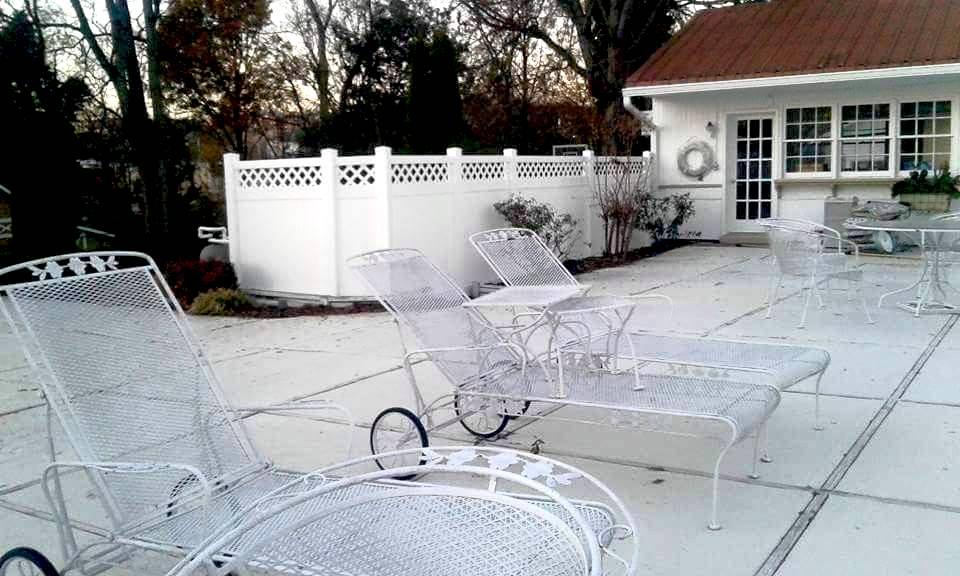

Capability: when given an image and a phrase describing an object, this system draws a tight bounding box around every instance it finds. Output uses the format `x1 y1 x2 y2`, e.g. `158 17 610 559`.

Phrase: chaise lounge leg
765 273 782 319
708 437 736 531
750 428 762 479
813 371 825 431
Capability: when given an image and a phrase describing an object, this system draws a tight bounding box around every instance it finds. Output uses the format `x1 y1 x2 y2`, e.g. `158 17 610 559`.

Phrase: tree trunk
106 0 165 238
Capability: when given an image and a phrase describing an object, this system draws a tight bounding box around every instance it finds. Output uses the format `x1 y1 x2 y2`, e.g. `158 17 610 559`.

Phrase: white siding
650 76 960 237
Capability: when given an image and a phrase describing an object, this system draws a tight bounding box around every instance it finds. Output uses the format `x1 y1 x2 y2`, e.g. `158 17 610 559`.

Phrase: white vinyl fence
223 147 654 299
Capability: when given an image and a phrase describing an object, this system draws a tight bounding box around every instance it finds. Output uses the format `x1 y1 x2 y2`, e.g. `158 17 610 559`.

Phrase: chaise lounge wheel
370 407 429 480
453 394 513 439
0 548 59 576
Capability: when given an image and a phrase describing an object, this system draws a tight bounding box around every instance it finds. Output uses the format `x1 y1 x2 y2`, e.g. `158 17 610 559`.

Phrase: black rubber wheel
369 407 429 480
452 394 511 439
0 548 59 576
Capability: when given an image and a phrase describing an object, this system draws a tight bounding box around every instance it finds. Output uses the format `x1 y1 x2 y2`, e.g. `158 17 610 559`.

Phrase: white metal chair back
761 219 825 277
0 253 261 527
347 249 516 386
470 228 578 286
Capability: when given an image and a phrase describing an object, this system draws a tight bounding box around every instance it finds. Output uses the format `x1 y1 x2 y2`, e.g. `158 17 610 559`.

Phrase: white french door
727 115 776 232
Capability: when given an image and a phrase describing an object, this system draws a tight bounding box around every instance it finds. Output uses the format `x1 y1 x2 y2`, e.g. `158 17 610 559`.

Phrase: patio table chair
0 252 637 576
759 218 874 328
349 248 781 530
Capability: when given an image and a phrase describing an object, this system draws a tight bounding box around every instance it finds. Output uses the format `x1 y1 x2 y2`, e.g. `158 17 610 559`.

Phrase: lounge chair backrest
347 249 513 386
0 252 261 527
470 228 578 287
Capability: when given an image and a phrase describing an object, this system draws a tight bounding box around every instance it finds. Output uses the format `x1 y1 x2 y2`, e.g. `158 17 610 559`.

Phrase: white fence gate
223 147 654 299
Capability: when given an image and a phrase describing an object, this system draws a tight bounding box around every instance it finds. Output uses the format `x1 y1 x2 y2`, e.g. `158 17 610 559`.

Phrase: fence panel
223 149 653 299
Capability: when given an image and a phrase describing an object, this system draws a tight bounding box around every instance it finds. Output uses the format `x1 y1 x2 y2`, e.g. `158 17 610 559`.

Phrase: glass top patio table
848 215 960 315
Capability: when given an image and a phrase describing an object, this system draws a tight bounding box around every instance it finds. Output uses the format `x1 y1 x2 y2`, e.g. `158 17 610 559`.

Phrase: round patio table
848 214 960 315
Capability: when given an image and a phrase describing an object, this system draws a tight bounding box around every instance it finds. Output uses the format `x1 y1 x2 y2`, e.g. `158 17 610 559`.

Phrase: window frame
837 100 895 179
782 105 835 178
896 98 955 175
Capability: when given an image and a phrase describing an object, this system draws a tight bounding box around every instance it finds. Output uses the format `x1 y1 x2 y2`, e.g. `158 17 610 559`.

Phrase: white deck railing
223 147 654 299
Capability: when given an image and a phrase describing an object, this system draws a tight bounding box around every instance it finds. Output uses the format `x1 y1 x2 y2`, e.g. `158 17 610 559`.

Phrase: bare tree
460 0 753 151
289 0 339 117
66 0 170 235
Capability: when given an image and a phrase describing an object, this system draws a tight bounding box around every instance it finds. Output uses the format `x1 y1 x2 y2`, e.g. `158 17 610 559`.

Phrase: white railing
223 147 654 299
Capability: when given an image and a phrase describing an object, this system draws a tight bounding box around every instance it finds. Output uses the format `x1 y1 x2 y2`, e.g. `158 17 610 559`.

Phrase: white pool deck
2 244 959 575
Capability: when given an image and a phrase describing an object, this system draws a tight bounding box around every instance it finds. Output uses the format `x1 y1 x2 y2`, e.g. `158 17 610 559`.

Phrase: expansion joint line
754 315 958 576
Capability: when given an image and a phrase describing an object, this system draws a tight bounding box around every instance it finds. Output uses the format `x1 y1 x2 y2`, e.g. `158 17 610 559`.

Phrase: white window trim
781 104 835 179
895 97 957 176
837 100 895 179
774 95 960 181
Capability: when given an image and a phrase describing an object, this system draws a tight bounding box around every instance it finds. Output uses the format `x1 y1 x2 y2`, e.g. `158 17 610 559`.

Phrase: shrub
591 158 653 258
892 167 960 197
636 192 697 244
493 194 581 259
165 259 238 307
189 288 250 316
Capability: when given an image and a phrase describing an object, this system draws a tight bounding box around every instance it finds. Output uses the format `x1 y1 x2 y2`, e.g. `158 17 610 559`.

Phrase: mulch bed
563 240 692 275
216 301 384 319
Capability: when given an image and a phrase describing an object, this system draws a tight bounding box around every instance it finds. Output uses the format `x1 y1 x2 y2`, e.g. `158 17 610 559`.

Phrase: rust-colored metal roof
626 0 960 88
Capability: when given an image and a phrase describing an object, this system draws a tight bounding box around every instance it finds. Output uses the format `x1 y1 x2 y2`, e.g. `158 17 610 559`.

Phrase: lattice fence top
337 162 376 187
516 158 585 180
460 160 505 182
593 158 650 177
391 161 449 184
238 165 323 190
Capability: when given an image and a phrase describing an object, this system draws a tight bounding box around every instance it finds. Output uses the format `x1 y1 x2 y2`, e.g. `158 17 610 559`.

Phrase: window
785 107 832 173
840 104 890 172
899 101 952 171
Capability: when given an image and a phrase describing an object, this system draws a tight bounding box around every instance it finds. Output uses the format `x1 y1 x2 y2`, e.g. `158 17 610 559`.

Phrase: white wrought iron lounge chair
349 248 781 530
760 218 874 328
469 228 831 429
0 252 636 576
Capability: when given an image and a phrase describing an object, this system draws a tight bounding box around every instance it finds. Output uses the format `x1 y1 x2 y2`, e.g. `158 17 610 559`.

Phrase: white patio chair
0 252 636 576
760 218 874 328
349 248 780 531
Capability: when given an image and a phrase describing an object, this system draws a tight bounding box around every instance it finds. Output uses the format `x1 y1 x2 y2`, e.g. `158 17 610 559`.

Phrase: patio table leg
878 261 927 308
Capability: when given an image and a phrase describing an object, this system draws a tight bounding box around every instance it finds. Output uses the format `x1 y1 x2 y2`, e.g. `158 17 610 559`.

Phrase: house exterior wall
649 76 960 238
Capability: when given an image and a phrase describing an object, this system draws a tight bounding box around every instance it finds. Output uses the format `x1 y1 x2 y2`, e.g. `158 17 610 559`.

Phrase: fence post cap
321 148 339 159
446 147 463 157
642 150 652 158
374 146 392 156
581 150 594 158
503 148 518 157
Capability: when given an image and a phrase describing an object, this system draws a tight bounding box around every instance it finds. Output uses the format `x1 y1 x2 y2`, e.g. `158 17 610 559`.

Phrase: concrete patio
2 243 959 575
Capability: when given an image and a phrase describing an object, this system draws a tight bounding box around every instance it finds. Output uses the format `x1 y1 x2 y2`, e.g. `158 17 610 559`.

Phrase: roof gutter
622 62 960 97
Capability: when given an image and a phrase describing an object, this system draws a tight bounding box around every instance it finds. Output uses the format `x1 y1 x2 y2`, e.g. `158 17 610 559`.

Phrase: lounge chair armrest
234 400 356 460
41 461 214 538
